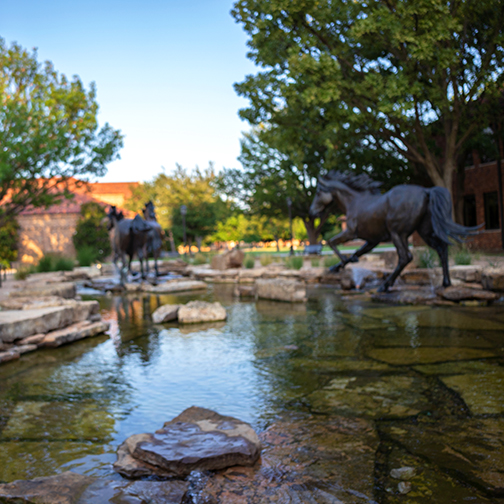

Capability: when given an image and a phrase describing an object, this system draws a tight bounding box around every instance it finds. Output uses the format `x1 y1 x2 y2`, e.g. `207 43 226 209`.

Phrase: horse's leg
378 232 412 292
417 227 451 287
348 240 380 262
326 229 357 271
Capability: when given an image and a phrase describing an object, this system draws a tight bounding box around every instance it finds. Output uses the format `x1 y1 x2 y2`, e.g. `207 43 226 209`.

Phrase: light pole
180 205 187 256
286 197 294 256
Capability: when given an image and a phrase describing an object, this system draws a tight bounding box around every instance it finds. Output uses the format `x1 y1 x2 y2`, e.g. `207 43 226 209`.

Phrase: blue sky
1 0 257 182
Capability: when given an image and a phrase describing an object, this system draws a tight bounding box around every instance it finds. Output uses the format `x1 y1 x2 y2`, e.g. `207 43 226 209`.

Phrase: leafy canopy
0 38 123 226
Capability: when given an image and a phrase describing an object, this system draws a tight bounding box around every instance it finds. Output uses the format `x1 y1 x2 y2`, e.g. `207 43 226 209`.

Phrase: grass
416 248 439 268
76 246 96 267
323 256 341 268
452 245 472 266
259 254 274 266
36 253 74 272
311 258 320 267
244 255 255 269
285 256 304 270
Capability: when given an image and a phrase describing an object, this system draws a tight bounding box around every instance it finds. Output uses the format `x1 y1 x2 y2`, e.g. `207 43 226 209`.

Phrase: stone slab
372 288 437 305
114 406 260 478
152 304 181 324
142 280 207 294
439 285 499 302
366 347 496 365
0 350 20 364
481 266 504 291
177 301 227 324
255 278 307 303
38 320 109 348
9 282 76 299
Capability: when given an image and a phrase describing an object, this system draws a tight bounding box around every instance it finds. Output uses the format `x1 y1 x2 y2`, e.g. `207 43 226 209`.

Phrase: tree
0 217 19 266
232 0 504 200
126 165 231 248
0 39 123 227
72 202 112 264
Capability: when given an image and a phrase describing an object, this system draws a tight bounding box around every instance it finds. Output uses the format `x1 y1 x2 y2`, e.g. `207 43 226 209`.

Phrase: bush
311 258 320 267
244 256 255 269
324 256 341 268
286 256 304 270
54 256 74 271
416 248 439 268
259 254 273 266
14 265 35 280
73 202 112 264
193 253 208 265
76 246 96 267
453 246 472 265
36 253 74 272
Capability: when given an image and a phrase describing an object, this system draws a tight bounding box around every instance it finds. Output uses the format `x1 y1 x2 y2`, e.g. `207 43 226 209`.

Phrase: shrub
193 253 207 265
416 248 439 268
15 265 35 280
35 253 74 272
259 254 273 266
453 246 472 265
324 256 341 268
73 202 112 264
76 246 96 267
244 256 255 269
286 256 304 270
311 258 320 267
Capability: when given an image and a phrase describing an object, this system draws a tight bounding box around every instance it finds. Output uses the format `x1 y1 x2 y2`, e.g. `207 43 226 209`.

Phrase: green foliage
259 254 273 266
285 256 304 270
36 253 74 272
14 265 35 280
193 253 208 265
0 38 123 227
231 0 504 198
324 256 341 269
244 256 255 269
73 202 112 264
0 217 19 266
416 248 439 269
453 246 472 266
76 246 96 267
311 258 320 267
126 165 231 247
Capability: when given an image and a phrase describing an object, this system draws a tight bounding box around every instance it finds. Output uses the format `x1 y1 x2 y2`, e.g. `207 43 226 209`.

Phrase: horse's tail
428 186 481 244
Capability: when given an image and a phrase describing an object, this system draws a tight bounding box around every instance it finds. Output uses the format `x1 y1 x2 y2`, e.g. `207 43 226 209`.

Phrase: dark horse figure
142 201 163 277
107 206 152 280
309 171 479 292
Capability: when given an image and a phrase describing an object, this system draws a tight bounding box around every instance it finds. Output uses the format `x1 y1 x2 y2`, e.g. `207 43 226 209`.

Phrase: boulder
177 301 227 324
38 320 110 348
210 248 245 270
152 304 181 324
255 278 307 302
142 280 207 294
372 288 438 305
234 284 256 297
439 285 499 302
114 406 261 478
9 282 76 299
450 265 482 283
401 268 442 286
481 266 504 292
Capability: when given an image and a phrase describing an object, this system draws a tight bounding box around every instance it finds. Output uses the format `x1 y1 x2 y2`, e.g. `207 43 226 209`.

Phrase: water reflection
0 284 503 500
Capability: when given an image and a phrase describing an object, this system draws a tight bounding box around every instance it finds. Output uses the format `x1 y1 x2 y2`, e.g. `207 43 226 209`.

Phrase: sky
1 0 257 182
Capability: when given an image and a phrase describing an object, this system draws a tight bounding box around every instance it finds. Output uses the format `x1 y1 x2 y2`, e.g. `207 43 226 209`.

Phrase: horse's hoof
377 284 389 293
329 263 344 273
349 256 359 263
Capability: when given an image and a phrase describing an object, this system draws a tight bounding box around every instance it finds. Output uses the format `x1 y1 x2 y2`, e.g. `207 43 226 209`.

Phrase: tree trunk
168 229 176 253
196 236 202 253
454 162 466 224
303 218 320 245
274 235 280 252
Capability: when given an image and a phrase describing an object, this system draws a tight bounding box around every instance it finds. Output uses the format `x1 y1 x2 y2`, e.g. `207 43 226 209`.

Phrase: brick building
458 160 504 251
14 180 139 264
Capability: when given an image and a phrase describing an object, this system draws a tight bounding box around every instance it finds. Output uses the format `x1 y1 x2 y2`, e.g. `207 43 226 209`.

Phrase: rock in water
114 406 261 478
255 278 307 302
152 304 181 324
177 301 227 324
210 248 244 270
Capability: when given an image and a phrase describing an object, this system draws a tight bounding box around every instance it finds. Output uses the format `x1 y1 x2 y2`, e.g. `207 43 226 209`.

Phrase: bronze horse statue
107 206 152 280
142 201 163 277
309 171 479 292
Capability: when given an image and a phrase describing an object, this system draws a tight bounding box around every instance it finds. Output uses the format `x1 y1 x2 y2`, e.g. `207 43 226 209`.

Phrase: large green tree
0 39 123 227
232 0 504 199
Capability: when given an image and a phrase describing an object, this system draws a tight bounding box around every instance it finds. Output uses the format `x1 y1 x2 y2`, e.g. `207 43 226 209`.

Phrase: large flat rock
114 406 260 478
0 471 189 504
255 278 307 302
152 304 181 324
142 280 207 294
481 266 504 291
177 301 227 324
9 282 76 299
38 320 110 348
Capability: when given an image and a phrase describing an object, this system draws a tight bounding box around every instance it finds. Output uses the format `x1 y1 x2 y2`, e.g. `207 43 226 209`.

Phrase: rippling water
0 284 503 500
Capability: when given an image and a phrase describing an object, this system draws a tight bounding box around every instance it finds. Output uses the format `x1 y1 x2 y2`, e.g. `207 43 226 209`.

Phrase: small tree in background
0 217 19 266
73 202 111 265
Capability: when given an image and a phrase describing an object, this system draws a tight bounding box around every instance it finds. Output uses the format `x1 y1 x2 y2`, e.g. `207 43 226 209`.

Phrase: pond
0 284 503 502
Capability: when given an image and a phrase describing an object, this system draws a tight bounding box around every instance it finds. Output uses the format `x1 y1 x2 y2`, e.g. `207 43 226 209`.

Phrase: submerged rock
114 406 261 479
152 304 181 324
177 301 226 324
142 280 207 294
255 278 307 303
372 288 437 305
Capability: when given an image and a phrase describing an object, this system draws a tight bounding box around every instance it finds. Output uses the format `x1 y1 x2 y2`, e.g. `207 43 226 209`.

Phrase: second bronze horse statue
309 171 479 292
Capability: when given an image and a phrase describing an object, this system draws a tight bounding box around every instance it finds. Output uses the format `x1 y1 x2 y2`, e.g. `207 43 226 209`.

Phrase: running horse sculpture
309 171 479 292
142 201 163 277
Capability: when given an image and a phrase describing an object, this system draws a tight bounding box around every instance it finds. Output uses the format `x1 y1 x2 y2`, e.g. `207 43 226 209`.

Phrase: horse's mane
320 170 382 194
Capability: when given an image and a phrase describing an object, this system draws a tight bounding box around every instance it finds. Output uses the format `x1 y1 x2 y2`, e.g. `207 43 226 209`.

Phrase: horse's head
107 206 118 230
143 201 156 221
309 179 334 218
